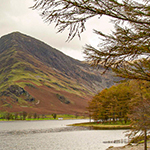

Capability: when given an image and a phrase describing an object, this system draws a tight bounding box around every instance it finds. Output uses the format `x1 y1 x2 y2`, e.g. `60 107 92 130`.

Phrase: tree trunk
144 129 147 150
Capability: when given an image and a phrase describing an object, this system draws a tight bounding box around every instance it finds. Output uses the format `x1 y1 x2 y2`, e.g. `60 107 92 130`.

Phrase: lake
0 119 128 150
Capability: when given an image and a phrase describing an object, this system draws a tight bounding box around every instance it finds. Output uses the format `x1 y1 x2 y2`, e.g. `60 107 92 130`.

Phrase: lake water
0 119 128 150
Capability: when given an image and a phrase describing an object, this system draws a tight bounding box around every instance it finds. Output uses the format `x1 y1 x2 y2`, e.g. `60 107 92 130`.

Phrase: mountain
0 32 118 115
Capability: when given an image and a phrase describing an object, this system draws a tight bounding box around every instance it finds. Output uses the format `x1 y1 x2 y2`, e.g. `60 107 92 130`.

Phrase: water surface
0 119 128 150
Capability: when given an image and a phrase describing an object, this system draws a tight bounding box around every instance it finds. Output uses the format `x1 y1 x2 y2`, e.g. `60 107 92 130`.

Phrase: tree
52 113 57 119
88 82 133 123
128 81 150 150
14 113 18 120
6 113 10 120
28 113 32 119
32 1 150 147
128 99 150 150
34 113 37 119
32 0 150 81
22 111 27 120
88 89 109 122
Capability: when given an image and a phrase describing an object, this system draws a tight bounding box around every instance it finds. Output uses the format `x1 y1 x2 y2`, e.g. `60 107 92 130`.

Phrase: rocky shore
107 142 150 150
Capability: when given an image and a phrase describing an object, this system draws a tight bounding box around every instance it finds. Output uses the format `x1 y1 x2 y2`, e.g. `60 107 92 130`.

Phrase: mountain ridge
0 32 119 114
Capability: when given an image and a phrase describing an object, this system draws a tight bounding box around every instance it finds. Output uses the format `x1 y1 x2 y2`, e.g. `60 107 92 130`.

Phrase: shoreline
68 122 131 130
107 142 150 150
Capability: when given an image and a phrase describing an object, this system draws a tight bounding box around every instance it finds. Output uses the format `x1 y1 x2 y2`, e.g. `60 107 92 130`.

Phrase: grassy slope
0 32 117 114
0 50 92 114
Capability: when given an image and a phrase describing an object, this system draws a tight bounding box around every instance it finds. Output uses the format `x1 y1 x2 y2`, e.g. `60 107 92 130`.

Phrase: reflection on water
0 120 128 150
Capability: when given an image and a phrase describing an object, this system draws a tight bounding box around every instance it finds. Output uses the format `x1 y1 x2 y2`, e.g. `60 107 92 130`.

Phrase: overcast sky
0 0 113 61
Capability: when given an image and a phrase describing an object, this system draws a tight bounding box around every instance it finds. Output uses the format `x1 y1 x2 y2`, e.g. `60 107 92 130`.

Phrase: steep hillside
0 32 118 115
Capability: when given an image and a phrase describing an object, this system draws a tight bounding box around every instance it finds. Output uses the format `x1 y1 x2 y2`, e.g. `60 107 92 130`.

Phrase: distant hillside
0 32 119 115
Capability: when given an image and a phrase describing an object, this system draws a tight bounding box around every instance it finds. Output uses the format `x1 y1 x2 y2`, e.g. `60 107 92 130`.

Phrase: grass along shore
68 122 132 130
0 113 88 121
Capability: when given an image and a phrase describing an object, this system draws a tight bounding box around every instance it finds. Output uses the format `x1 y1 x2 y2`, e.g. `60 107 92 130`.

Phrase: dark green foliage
52 113 57 119
56 94 70 104
69 86 79 91
0 91 11 97
27 113 32 119
25 83 36 88
75 113 78 119
22 111 27 120
34 113 37 119
53 82 67 89
8 85 26 97
0 112 87 121
5 84 35 102
6 113 10 120
14 113 18 120
42 114 45 119
45 85 52 88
